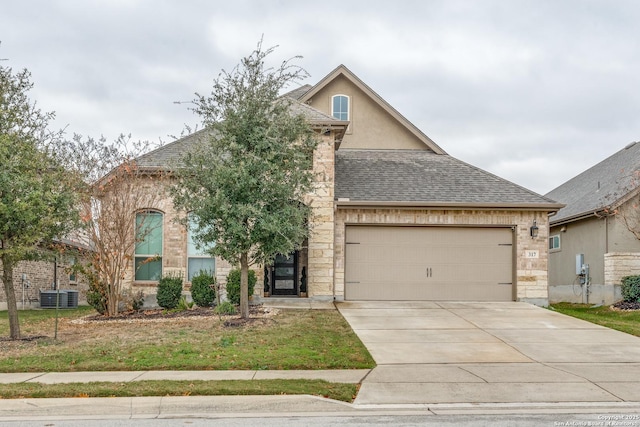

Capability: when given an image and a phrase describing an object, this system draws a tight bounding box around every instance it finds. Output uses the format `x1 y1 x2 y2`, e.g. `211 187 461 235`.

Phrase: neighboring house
0 236 90 310
546 142 640 305
130 65 562 306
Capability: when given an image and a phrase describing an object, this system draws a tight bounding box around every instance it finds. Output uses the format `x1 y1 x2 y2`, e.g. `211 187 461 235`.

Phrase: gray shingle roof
336 149 560 206
283 84 312 100
135 129 208 169
288 100 343 123
546 141 640 224
135 100 344 169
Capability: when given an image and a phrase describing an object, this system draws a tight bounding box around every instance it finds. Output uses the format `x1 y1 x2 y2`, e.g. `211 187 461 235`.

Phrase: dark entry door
272 252 298 296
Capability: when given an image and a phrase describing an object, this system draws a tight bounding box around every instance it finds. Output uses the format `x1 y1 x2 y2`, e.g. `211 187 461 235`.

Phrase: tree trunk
1 254 20 339
239 252 249 319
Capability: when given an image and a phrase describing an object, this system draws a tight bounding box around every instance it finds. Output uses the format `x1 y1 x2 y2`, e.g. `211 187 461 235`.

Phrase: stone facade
332 208 550 304
125 178 235 300
123 131 340 302
305 133 336 299
602 252 640 303
604 252 640 286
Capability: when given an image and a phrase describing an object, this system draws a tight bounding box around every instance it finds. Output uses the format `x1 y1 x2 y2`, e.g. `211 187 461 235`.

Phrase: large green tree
0 65 81 339
172 42 318 318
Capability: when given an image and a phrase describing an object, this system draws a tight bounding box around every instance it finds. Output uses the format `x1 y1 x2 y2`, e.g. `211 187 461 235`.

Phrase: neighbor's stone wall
604 252 640 285
304 133 335 299
333 208 550 305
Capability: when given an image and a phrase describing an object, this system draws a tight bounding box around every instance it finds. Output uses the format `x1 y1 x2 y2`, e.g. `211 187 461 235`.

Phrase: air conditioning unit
40 290 68 308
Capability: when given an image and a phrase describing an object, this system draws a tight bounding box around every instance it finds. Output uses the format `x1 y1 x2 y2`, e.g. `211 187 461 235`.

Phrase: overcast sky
2 0 639 195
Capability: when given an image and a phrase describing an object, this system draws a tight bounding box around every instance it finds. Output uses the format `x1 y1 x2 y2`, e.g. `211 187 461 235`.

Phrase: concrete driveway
337 301 640 406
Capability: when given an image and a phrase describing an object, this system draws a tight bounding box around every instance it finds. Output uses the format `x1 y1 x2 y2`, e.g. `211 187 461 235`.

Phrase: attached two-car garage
344 226 515 301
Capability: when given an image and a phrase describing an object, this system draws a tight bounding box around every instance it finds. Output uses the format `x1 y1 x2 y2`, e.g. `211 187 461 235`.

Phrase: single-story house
131 65 562 306
546 141 640 305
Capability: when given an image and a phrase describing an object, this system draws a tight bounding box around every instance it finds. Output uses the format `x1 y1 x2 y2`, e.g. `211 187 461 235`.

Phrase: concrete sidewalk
0 369 370 384
337 301 640 406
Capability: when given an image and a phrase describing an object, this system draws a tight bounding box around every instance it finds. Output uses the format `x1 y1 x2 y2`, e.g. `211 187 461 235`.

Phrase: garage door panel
345 226 514 301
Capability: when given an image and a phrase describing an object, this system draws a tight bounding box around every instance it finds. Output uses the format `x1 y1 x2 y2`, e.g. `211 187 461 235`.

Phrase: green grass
0 307 375 372
550 303 640 337
0 379 358 402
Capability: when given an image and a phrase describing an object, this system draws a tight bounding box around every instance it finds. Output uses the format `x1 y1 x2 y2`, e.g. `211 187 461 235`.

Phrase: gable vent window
332 94 349 121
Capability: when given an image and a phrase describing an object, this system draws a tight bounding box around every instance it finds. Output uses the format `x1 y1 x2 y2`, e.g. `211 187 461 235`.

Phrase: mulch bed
82 304 273 322
611 301 640 311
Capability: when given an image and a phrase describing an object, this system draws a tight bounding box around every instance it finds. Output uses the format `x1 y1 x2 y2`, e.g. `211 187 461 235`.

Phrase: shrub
190 271 216 307
156 274 183 309
621 275 640 302
120 288 145 312
131 290 145 311
214 301 236 315
86 280 108 315
226 269 256 305
177 295 194 311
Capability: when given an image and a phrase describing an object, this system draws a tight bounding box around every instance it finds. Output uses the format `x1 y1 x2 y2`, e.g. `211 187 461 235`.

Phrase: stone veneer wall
124 178 240 300
305 133 335 300
604 252 640 285
332 208 550 305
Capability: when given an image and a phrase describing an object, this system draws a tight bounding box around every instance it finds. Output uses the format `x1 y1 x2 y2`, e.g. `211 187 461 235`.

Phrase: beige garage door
344 226 514 301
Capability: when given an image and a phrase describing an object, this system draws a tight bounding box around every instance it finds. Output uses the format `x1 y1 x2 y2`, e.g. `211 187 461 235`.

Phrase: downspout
605 215 609 254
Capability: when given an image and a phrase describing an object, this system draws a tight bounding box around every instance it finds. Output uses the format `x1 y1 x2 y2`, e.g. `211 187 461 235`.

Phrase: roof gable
299 65 446 154
547 141 640 224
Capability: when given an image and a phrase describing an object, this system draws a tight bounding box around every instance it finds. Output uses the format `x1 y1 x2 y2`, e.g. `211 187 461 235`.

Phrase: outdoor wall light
530 220 539 239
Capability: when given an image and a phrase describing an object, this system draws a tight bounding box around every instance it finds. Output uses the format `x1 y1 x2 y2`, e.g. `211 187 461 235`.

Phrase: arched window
134 211 163 281
332 94 349 121
187 214 215 281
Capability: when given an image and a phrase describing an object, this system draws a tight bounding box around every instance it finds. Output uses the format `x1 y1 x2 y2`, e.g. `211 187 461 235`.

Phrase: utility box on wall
576 254 584 275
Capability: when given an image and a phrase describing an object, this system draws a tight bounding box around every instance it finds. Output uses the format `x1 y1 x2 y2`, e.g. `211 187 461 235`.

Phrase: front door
272 252 298 296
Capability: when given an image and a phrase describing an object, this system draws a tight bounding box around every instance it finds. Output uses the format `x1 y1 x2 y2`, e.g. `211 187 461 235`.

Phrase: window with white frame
187 215 215 281
134 211 163 281
332 94 349 121
549 234 561 251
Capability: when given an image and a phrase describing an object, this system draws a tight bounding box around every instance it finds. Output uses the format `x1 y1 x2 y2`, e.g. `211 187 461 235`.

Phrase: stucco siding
306 75 428 151
549 216 606 289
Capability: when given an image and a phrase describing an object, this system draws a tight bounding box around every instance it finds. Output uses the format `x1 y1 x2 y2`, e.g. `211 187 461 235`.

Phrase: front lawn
0 306 375 372
550 303 640 337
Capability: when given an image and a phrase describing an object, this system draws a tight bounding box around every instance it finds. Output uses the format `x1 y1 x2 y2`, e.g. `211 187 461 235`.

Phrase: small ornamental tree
65 134 166 317
0 63 82 339
172 40 318 318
